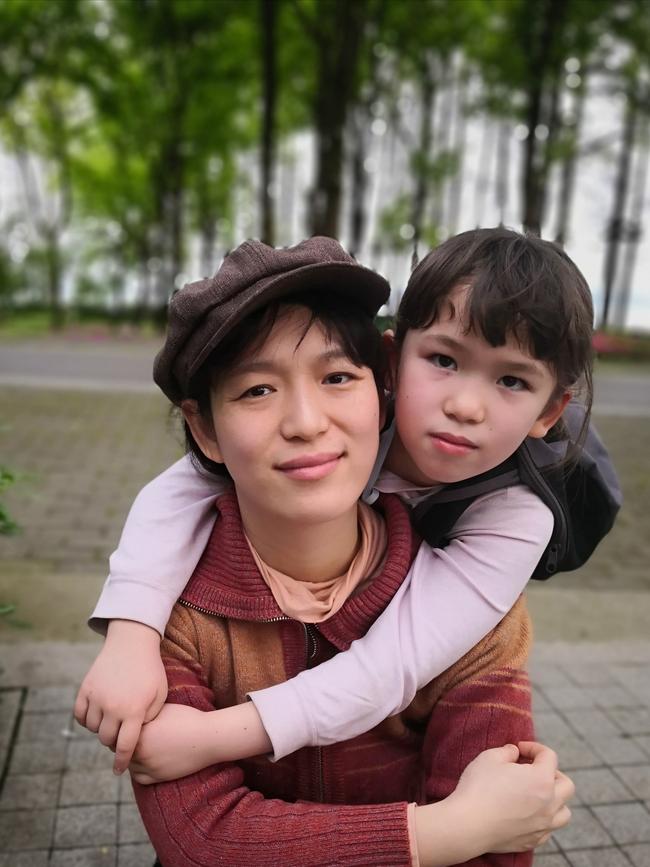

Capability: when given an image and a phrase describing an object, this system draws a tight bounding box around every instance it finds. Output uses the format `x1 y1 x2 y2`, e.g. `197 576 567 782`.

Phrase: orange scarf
246 503 387 623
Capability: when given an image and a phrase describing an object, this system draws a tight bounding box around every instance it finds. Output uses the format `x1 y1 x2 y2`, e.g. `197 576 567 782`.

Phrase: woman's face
192 306 381 532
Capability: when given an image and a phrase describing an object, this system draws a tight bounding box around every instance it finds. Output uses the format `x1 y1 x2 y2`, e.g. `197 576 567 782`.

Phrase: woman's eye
499 375 527 391
324 372 353 385
429 353 457 370
241 384 273 398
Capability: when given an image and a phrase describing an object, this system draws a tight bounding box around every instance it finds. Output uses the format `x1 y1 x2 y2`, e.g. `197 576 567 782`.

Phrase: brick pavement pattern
0 386 181 577
1 363 649 862
0 647 648 865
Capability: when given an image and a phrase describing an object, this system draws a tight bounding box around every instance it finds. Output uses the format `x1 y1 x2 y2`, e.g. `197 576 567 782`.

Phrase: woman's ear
528 391 572 439
181 399 224 463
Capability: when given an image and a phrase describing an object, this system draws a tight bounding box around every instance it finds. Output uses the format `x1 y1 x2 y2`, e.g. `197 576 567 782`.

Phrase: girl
119 236 572 865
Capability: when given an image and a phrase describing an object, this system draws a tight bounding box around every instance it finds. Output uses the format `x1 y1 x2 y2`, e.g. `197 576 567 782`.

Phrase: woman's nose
280 389 329 440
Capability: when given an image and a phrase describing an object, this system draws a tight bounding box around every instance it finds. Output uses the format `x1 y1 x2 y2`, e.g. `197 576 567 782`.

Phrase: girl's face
188 306 381 532
388 285 570 486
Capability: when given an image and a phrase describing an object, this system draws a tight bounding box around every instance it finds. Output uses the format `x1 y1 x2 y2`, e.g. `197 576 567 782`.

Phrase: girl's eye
429 353 457 370
241 384 273 399
499 375 528 391
324 372 354 385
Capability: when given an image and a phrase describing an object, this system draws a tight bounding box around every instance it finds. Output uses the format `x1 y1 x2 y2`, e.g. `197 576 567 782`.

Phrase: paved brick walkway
0 643 648 865
1 351 649 863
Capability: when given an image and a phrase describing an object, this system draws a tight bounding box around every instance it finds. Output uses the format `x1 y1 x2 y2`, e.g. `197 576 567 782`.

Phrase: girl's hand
73 620 167 774
130 701 273 784
415 741 574 866
129 704 215 784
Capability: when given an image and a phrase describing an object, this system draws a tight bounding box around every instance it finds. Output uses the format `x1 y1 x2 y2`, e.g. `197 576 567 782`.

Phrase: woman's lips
276 453 342 480
430 433 477 456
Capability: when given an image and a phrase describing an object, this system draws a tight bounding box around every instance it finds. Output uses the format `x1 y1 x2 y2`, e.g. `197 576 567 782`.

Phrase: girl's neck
237 501 361 582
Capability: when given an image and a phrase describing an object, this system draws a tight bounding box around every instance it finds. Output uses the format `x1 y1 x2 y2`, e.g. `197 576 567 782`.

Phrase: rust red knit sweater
134 492 534 867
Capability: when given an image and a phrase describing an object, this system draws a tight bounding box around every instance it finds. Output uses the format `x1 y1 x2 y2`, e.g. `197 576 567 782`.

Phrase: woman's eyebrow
229 349 351 377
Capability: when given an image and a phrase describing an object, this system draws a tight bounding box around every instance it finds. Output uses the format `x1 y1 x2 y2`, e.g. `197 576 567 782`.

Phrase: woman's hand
74 620 167 774
415 741 574 866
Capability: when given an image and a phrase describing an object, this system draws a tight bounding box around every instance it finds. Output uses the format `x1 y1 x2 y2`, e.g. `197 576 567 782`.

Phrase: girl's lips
430 433 477 456
276 453 342 481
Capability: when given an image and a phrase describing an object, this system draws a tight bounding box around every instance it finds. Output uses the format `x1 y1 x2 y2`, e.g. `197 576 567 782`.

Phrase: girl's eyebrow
423 333 545 379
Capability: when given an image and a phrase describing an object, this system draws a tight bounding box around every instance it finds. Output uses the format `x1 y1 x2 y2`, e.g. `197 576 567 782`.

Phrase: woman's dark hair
396 227 595 444
182 290 388 477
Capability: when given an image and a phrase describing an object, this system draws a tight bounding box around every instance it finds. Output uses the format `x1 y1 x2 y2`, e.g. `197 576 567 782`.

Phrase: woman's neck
237 501 361 582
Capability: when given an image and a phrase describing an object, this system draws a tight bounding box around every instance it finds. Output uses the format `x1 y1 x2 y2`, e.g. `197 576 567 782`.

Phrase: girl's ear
181 399 224 463
528 391 572 439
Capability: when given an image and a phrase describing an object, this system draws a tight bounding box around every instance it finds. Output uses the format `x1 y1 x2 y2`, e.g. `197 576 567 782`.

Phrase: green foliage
0 466 19 536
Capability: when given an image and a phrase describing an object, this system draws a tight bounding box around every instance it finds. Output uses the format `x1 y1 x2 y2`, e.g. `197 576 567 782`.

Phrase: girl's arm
250 485 553 760
89 454 226 635
75 455 226 772
127 485 554 778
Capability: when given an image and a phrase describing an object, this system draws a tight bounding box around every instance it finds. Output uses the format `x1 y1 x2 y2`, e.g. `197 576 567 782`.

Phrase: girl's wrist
105 619 162 646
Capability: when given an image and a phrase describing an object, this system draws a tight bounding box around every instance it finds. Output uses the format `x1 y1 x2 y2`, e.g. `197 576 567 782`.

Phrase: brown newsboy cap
154 236 391 404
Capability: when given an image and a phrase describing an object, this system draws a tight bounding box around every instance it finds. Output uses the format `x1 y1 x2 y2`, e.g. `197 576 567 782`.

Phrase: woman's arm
250 486 553 759
133 606 572 867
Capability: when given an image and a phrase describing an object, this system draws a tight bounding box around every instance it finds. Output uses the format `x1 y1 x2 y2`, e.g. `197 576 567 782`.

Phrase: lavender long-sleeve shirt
91 452 552 760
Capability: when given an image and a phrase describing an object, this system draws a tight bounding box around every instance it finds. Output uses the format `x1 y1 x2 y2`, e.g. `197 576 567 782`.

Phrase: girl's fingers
85 705 103 734
97 715 120 749
73 691 89 728
129 763 154 785
114 719 144 775
551 805 572 830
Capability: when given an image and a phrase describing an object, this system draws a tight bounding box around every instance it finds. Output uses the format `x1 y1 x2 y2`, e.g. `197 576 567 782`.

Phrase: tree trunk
348 112 368 258
554 72 587 246
473 117 495 227
411 55 436 259
446 62 467 236
612 116 648 330
309 0 367 237
601 87 637 329
521 0 567 235
260 0 277 245
44 227 63 330
495 119 510 225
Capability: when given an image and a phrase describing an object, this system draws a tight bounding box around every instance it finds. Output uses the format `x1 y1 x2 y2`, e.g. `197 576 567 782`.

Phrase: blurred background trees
0 0 648 331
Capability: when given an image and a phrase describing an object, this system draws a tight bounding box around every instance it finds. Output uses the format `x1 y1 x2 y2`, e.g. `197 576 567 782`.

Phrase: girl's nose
442 386 486 424
280 388 329 440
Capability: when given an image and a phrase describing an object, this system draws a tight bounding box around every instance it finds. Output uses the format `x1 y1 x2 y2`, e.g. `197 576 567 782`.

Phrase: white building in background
1 73 648 330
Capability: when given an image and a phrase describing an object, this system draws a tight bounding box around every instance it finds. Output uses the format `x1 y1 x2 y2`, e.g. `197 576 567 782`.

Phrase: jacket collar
180 489 416 649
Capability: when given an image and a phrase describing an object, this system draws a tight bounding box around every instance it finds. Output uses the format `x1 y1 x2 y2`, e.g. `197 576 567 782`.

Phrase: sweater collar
180 489 416 649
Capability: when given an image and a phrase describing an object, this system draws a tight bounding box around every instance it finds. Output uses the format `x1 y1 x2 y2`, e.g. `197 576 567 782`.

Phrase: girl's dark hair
182 290 388 477
396 227 595 444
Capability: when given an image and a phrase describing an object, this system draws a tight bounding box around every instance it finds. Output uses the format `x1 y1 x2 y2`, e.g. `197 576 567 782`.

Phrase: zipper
303 623 324 802
179 599 290 623
180 598 325 801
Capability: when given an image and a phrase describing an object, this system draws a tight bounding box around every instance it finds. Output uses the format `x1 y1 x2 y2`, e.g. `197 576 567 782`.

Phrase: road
1 339 649 413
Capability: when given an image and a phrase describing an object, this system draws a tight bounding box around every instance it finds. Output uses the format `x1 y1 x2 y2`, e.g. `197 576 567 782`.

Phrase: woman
132 237 572 866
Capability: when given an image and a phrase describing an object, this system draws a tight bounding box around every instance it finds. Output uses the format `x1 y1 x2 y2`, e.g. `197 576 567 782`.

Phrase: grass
0 308 163 341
